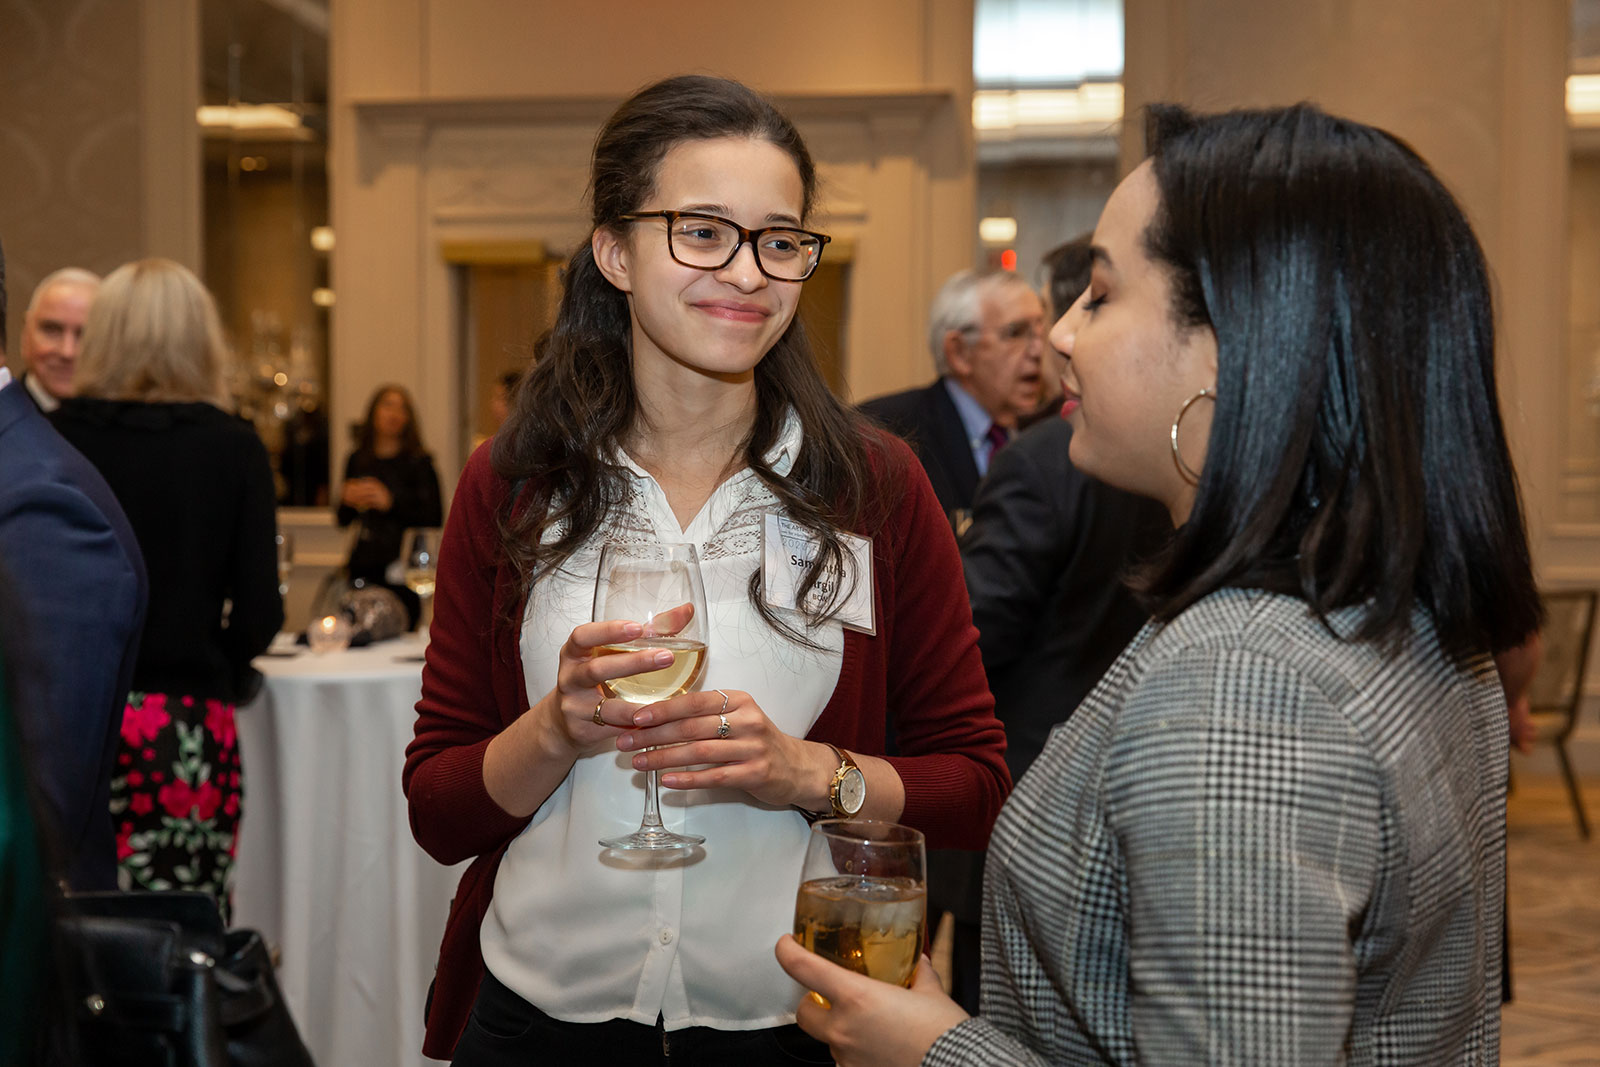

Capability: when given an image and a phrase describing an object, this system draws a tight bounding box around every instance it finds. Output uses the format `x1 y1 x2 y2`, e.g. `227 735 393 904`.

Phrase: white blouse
480 415 845 1031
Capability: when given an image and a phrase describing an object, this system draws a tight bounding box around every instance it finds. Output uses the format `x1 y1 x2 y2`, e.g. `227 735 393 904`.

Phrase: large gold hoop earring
1170 387 1214 486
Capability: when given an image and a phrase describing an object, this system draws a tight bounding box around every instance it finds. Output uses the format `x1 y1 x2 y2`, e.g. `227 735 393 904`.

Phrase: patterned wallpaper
0 0 145 354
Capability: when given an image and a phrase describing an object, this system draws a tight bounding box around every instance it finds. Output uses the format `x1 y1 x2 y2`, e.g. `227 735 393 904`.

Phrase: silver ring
717 714 731 740
593 699 605 726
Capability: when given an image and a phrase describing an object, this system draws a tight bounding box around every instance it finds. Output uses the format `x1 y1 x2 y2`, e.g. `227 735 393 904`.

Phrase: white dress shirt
481 413 844 1031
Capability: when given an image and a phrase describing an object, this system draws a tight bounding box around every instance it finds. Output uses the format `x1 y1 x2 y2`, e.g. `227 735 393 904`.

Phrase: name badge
760 512 876 635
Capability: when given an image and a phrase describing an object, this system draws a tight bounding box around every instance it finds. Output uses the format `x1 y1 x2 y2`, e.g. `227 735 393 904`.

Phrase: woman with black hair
779 102 1540 1066
404 75 1009 1065
336 383 442 625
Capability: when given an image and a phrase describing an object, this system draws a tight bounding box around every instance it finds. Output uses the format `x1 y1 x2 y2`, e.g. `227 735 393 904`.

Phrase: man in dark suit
860 269 1046 519
963 418 1169 780
0 237 147 889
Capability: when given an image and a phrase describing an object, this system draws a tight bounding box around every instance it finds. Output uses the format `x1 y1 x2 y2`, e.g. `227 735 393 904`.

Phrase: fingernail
653 650 674 666
660 773 680 786
623 622 643 637
617 735 635 751
633 710 653 726
633 755 649 770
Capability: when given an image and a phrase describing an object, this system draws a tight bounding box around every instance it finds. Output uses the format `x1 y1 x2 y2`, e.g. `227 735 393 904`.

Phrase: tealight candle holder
308 613 353 654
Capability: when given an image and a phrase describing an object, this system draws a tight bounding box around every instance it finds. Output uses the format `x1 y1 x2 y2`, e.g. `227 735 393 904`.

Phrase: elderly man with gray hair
860 269 1046 519
18 266 100 411
0 241 145 890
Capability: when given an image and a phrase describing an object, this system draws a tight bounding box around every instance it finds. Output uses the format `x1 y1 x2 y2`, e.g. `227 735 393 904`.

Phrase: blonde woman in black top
53 258 282 921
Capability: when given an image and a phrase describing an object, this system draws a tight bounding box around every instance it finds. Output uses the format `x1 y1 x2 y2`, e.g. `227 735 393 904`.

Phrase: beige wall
1567 149 1600 524
0 0 199 355
329 0 977 496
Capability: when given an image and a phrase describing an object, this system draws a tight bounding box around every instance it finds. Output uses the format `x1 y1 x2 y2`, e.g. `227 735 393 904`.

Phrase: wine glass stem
641 754 666 830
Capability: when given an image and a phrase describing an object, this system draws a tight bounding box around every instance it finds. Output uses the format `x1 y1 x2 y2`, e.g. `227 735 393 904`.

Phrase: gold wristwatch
824 744 866 819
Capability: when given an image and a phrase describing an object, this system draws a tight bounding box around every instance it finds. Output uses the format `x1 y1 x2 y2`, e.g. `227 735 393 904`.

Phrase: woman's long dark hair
1132 102 1540 658
491 75 886 639
353 384 427 460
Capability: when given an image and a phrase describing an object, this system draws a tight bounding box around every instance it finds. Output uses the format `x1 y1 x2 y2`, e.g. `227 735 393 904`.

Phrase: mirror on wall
201 0 330 506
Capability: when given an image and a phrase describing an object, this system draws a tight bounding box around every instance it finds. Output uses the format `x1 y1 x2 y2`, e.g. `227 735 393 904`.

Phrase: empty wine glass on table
593 541 709 851
403 527 440 633
794 820 927 987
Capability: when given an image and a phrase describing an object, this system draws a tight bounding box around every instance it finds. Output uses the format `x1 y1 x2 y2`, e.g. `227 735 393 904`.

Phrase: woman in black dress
336 384 442 626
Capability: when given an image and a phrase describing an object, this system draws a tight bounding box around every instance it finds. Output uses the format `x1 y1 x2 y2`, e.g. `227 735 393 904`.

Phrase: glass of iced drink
793 819 926 986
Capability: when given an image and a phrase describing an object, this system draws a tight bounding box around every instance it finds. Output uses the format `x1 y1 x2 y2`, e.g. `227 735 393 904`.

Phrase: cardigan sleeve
874 436 1011 849
1105 644 1382 1065
403 443 531 865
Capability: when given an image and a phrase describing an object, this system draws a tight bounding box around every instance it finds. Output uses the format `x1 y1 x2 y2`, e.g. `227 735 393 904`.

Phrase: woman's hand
543 620 683 757
339 477 371 509
340 476 391 511
482 619 682 818
774 935 968 1067
618 688 836 810
366 479 394 512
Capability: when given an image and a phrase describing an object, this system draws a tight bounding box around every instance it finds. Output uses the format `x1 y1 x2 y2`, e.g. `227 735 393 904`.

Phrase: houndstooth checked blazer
924 588 1506 1066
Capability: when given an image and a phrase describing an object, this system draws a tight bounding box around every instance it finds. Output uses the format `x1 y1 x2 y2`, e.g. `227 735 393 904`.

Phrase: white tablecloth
234 634 464 1067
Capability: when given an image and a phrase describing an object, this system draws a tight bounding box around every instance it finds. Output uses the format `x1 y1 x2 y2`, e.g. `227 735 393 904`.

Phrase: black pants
452 972 835 1066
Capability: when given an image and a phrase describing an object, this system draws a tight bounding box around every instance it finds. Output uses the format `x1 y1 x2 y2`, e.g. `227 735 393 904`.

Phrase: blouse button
658 928 675 945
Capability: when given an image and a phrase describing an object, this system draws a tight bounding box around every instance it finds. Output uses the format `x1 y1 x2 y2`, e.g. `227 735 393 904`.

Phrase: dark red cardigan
403 433 1010 1059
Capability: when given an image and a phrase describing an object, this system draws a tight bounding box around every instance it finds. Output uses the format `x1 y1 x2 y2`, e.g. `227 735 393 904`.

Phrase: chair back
1529 589 1599 724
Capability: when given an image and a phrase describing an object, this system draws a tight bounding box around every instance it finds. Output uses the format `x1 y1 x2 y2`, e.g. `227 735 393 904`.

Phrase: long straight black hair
1133 103 1540 658
491 75 887 638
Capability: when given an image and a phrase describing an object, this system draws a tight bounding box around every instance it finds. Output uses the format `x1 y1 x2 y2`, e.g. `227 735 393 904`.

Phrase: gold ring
593 699 605 726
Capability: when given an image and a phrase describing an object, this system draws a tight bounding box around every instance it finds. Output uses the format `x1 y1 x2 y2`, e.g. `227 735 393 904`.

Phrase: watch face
838 767 867 814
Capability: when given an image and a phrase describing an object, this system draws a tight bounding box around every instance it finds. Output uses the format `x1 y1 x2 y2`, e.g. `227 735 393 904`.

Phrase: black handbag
58 890 315 1067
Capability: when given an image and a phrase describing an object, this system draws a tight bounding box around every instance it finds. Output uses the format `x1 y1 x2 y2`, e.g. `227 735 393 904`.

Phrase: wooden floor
1503 774 1600 1065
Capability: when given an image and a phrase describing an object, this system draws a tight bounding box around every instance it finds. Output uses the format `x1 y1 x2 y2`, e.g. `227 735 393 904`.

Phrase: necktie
985 422 1010 459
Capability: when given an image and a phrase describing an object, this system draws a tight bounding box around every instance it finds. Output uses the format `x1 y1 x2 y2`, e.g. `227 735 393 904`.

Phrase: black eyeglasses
618 210 831 282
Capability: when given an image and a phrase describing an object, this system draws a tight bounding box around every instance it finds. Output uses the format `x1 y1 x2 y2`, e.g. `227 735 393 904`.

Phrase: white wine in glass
403 528 440 629
594 542 709 851
794 820 927 987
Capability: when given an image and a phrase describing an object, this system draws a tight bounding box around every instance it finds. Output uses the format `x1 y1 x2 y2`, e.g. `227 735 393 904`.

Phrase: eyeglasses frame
616 210 832 282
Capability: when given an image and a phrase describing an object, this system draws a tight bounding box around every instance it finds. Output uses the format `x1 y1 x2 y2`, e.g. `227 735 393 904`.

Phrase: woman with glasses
405 75 1010 1065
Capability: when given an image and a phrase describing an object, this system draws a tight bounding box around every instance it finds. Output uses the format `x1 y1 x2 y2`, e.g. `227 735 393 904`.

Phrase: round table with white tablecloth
233 633 464 1067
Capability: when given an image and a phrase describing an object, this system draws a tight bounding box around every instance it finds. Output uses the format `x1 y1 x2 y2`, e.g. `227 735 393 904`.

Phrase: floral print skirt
109 691 244 924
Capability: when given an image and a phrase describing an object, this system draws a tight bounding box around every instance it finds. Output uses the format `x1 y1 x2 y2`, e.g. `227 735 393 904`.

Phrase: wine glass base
599 826 705 851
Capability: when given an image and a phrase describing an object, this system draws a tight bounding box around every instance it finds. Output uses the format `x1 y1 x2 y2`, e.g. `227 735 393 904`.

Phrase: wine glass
402 528 440 633
275 531 295 598
793 820 926 987
593 542 709 851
